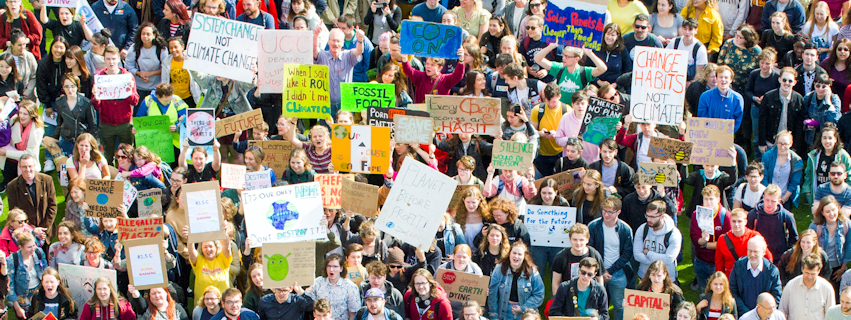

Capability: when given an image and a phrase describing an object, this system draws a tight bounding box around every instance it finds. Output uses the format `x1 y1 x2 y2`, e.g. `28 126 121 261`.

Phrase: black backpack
673 37 703 81
536 101 569 123
640 223 674 250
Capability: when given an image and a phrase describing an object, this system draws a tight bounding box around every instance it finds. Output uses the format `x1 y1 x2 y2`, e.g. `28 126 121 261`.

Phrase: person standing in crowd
588 197 633 320
410 0 447 22
92 46 138 164
633 200 682 279
779 254 836 320
549 257 608 318
729 236 783 316
7 154 56 241
690 185 732 291
698 65 745 133
716 208 775 275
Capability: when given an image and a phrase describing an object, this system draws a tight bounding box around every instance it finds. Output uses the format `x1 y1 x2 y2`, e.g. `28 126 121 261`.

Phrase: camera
375 2 386 9
514 105 522 114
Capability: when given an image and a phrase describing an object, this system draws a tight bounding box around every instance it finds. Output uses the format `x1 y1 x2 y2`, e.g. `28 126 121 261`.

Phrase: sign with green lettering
340 83 395 111
492 140 534 171
134 116 174 162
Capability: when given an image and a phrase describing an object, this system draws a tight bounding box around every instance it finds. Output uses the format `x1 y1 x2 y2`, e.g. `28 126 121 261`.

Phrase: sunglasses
529 2 542 6
579 270 594 277
780 78 795 83
839 47 850 52
634 25 648 30
115 154 128 159
830 171 845 176
525 26 538 30
388 265 403 269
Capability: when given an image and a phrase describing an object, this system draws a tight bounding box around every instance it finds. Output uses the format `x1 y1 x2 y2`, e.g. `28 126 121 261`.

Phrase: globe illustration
268 200 300 230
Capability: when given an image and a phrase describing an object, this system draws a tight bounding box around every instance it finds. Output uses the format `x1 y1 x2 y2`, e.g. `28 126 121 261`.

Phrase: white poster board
524 205 577 247
58 264 117 313
257 30 313 93
221 163 247 189
94 74 134 100
121 178 137 209
243 182 327 248
46 0 77 7
696 206 715 233
376 160 458 248
245 171 272 190
630 46 687 126
184 13 262 83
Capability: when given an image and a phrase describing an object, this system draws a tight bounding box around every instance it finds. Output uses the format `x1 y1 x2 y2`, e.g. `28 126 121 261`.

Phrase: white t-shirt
804 22 840 48
636 134 652 165
602 223 620 270
665 38 708 67
734 183 766 209
512 6 524 32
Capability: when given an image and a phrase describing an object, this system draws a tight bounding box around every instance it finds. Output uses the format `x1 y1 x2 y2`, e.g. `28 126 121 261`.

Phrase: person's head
682 18 698 39
64 45 90 78
0 52 19 82
640 260 673 289
568 223 590 250
345 243 363 267
499 36 519 57
90 29 112 54
778 66 797 94
525 15 544 39
652 0 677 15
734 24 758 49
454 187 491 226
479 224 510 259
455 156 476 181
89 277 121 309
286 148 310 174
747 235 768 264
201 0 225 15
14 100 41 129
461 301 483 320
744 162 765 188
148 287 175 316
758 47 777 73
701 184 721 210
487 16 507 37
633 183 653 200
327 28 346 54
579 169 602 195
815 73 833 98
84 236 106 266
164 0 190 23
601 196 622 224
695 63 718 88
424 57 447 78
829 161 848 187
675 302 697 320
488 197 517 225
197 286 222 310
133 146 159 169
463 70 488 95
3 0 21 21
49 36 69 61
502 63 526 88
561 137 583 161
442 10 459 25
169 168 187 195
62 72 81 97
103 46 121 70
18 153 37 182
323 254 344 281
134 22 164 53
292 15 309 30
755 293 778 317
542 82 562 109
365 260 388 288
242 0 260 15
840 287 851 315
363 288 386 315
730 208 748 234
16 232 35 257
244 145 266 170
704 272 733 305
313 299 333 320
633 14 651 38
525 0 546 15
599 139 618 164
562 46 584 66
803 42 819 66
199 240 222 260
247 263 264 293
451 244 473 269
221 288 242 318
645 200 667 230
537 178 559 204
57 220 84 247
715 65 733 91
770 11 792 34
576 256 599 284
40 268 71 304
6 208 27 232
378 63 407 95
801 253 823 284
74 133 102 163
410 269 439 298
815 195 842 225
598 84 620 104
308 125 331 149
775 130 793 155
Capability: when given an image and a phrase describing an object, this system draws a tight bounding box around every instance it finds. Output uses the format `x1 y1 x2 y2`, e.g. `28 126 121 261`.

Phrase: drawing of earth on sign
187 111 215 145
96 194 109 205
333 125 348 139
268 200 300 230
264 253 292 280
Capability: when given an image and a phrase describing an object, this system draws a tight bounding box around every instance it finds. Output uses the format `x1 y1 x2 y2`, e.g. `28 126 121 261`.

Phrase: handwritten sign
58 264 116 312
492 140 535 171
257 30 313 93
182 181 226 243
630 47 687 126
580 97 623 145
247 140 293 179
282 64 330 119
341 177 380 218
243 183 326 248
637 162 677 187
184 13 261 83
534 168 583 196
377 160 458 248
121 179 137 210
330 125 391 174
340 83 396 111
134 116 174 162
221 163 247 189
400 20 463 59
214 108 264 138
394 115 434 145
315 174 354 209
624 289 671 320
648 136 693 164
542 0 606 50
262 241 315 288
525 205 576 247
46 0 77 8
696 206 715 233
117 216 163 241
124 237 168 290
448 185 481 211
245 171 272 190
187 109 216 147
426 95 501 136
686 117 734 166
435 269 489 304
85 179 124 217
137 189 162 218
366 107 430 139
94 74 134 100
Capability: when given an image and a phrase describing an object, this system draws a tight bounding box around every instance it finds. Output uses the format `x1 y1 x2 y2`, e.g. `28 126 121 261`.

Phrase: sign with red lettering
215 108 264 138
93 74 134 100
435 269 489 304
630 47 687 126
541 0 606 50
257 30 313 93
426 95 501 136
623 289 671 320
117 217 163 241
124 237 168 290
330 125 392 174
315 173 354 209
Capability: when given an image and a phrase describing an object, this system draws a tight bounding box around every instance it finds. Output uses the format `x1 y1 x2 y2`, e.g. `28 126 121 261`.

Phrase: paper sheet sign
257 30 313 93
94 74 134 100
247 140 293 179
282 64 331 119
435 269 489 304
492 140 534 171
400 20 463 59
525 205 576 247
134 116 175 162
686 117 734 166
534 168 583 196
330 125 392 174
315 173 354 209
117 216 163 241
340 177 380 217
243 183 327 248
623 289 671 320
85 179 124 217
648 136 693 164
262 241 315 288
630 47 687 126
580 97 623 145
46 0 77 8
121 179 137 210
215 108 264 138
58 264 117 314
182 181 227 243
245 171 272 190
542 0 606 50
137 189 163 218
124 237 168 290
221 163 247 189
184 13 262 83
340 83 396 111
637 162 677 187
426 95 501 136
394 115 434 145
696 206 715 233
366 107 430 140
187 109 216 147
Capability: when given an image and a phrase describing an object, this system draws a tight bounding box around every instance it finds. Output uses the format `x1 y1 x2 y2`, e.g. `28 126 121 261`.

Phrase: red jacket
0 10 42 60
714 228 774 275
92 68 139 126
234 0 279 28
404 286 453 320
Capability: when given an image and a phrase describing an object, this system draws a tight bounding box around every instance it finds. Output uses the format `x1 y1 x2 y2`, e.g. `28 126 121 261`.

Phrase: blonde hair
196 286 222 308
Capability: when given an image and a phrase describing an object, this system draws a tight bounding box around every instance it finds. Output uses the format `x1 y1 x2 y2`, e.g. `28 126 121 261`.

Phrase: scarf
93 302 116 320
15 121 31 151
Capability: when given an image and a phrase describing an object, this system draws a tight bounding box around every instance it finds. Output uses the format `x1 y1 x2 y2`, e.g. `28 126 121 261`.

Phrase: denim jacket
6 248 47 304
487 265 544 320
810 221 851 266
439 222 466 257
762 147 804 207
189 70 254 116
804 92 841 145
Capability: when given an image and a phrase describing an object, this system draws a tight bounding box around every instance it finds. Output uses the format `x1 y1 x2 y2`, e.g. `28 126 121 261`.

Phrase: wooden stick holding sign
123 237 168 290
215 109 264 138
182 181 226 243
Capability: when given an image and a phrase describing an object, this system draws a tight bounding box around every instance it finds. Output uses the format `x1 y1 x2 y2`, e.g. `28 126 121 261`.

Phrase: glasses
780 78 795 83
223 300 241 306
777 142 792 146
565 55 578 59
388 265 403 269
63 85 77 89
115 154 128 159
85 251 100 256
326 265 341 269
634 24 648 30
645 213 663 219
602 209 619 216
840 47 851 52
529 2 542 6
830 171 845 176
816 83 829 89
203 297 220 301
525 26 538 30
579 270 594 277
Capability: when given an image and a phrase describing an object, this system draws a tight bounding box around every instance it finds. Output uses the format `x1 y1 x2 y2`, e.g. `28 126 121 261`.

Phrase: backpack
555 66 589 90
673 37 703 81
495 177 524 198
536 101 569 123
640 223 674 250
13 248 45 272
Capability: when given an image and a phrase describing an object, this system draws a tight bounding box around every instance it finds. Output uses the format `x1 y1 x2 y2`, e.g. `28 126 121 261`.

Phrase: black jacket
35 56 66 105
435 138 493 181
793 65 827 97
758 88 806 153
684 169 737 218
549 279 608 320
363 6 401 43
28 291 76 320
620 188 677 231
587 159 636 196
156 18 191 46
697 292 736 320
53 93 98 142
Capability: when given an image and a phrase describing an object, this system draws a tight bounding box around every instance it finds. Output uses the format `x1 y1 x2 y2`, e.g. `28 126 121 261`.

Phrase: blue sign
541 0 607 50
400 20 463 59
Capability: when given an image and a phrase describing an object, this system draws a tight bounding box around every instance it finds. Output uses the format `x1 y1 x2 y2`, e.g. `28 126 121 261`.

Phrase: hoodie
403 286 453 320
633 214 682 278
359 280 406 318
621 188 678 231
746 202 798 264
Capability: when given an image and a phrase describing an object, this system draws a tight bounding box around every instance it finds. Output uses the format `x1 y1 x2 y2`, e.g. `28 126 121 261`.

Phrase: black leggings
1 159 17 189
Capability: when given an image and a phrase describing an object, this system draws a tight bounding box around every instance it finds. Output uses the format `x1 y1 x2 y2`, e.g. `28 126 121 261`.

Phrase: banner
340 177 379 217
257 30 313 93
93 74 134 100
187 109 216 147
137 189 162 218
243 183 326 248
636 162 677 187
394 115 434 145
214 108 264 138
76 1 103 34
330 125 391 174
648 136 693 164
435 269 489 304
261 241 315 288
182 181 227 243
123 237 168 290
630 47 687 126
542 0 606 50
134 116 174 162
448 185 481 211
686 117 734 166
245 171 272 190
525 205 576 247
46 0 77 8
340 83 396 112
117 216 163 241
282 64 330 119
248 140 293 179
400 20 463 59
534 168 583 195
426 95 501 136
580 97 623 145
492 140 534 171
696 206 715 233
184 13 261 83
221 163 247 189
315 173 354 209
377 160 458 248
58 264 116 312
624 289 671 320
85 179 124 217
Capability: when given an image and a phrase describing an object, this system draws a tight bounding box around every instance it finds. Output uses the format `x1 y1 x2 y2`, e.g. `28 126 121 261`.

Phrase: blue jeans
694 258 715 293
531 246 563 275
533 154 560 178
58 137 75 157
751 106 762 161
606 270 628 320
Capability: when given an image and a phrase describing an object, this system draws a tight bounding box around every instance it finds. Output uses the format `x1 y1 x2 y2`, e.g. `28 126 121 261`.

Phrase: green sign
134 116 174 163
340 83 396 111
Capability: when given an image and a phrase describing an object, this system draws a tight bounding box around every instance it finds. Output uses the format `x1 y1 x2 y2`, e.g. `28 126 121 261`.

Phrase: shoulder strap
692 41 702 57
580 68 588 88
355 309 364 320
556 67 565 84
817 224 823 239
537 103 546 123
663 229 673 248
13 251 18 271
674 37 681 49
738 184 747 201
215 84 235 118
641 224 648 243
724 234 738 260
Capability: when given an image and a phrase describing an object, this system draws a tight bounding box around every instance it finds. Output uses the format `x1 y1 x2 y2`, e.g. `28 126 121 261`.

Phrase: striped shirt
305 144 332 173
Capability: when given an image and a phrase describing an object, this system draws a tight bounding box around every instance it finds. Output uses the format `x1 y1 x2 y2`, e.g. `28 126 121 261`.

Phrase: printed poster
525 205 576 247
182 181 226 243
123 237 168 290
242 183 327 248
696 206 715 233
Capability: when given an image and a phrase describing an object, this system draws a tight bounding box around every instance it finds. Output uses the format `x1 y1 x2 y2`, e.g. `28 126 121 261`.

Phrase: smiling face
508 245 524 269
716 70 732 91
526 18 542 39
95 281 111 303
838 42 851 61
413 275 431 296
540 186 556 204
656 0 671 14
58 226 72 246
823 202 840 223
0 60 13 79
201 241 218 260
771 16 785 33
203 291 220 310
51 41 67 61
454 250 470 270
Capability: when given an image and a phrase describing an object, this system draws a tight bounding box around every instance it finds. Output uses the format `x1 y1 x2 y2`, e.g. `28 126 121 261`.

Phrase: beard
368 308 382 315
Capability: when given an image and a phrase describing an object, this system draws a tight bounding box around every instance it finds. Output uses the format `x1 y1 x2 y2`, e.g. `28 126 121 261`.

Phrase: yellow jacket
681 7 724 54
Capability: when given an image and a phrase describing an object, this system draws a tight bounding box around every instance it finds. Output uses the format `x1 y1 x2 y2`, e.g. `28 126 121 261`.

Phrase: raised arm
533 43 557 71
584 48 607 77
211 139 221 171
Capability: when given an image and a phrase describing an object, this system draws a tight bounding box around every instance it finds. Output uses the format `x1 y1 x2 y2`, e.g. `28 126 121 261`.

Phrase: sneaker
43 160 55 172
689 279 698 291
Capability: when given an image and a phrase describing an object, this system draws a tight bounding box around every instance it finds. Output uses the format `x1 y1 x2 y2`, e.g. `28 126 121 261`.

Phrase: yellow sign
331 125 391 174
282 64 330 119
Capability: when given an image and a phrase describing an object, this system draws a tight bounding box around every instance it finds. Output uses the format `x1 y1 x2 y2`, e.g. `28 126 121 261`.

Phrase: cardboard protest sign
637 162 677 187
134 116 175 162
58 264 116 313
187 109 216 147
377 160 458 248
394 115 434 145
447 185 481 211
46 0 77 8
257 30 313 93
85 179 124 217
137 189 163 218
492 140 535 171
340 83 396 111
696 206 715 233
525 205 576 247
686 117 734 166
366 107 431 140
247 140 293 179
435 269 489 304
243 183 326 248
648 136 693 164
426 95 501 136
221 164 247 189
630 47 687 126
330 125 392 174
214 108 264 138
117 217 163 241
184 13 261 83
400 20 463 59
534 168 583 195
262 241 315 288
94 74 134 100
340 177 380 217
182 181 227 243
121 179 137 210
245 171 272 190
123 237 168 290
542 0 606 50
282 64 331 118
580 97 623 145
315 173 354 209
624 289 671 320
